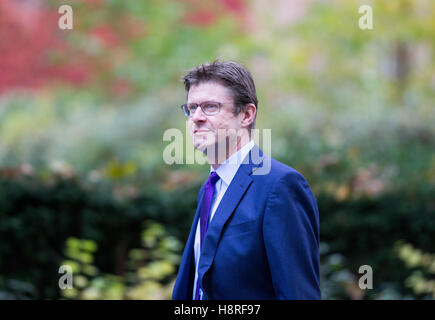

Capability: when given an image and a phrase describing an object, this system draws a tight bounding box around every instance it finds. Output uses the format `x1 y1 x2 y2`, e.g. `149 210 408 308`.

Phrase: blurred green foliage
396 241 435 298
0 174 434 299
0 172 199 299
0 0 434 299
59 221 181 300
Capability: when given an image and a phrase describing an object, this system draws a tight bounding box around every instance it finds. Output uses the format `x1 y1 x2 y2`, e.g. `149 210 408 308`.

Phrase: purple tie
195 171 220 300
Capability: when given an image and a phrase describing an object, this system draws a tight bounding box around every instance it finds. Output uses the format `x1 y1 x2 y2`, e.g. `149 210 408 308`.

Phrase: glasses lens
201 102 219 115
181 105 189 117
188 103 198 115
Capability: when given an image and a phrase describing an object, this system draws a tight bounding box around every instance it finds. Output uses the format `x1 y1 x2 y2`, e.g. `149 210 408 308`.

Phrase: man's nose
190 107 207 122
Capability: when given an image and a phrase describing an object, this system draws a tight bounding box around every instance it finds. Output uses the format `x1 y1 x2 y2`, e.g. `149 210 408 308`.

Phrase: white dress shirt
192 140 255 299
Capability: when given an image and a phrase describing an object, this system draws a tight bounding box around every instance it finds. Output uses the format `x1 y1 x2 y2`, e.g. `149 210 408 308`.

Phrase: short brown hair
182 60 258 128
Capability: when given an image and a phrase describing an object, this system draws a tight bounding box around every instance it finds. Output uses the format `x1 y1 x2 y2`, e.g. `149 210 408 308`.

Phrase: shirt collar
210 140 255 186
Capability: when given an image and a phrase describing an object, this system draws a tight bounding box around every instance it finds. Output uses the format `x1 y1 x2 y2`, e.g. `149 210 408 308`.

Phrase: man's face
187 81 243 154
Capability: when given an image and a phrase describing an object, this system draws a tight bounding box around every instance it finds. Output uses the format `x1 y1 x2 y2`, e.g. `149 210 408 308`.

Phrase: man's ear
241 103 257 128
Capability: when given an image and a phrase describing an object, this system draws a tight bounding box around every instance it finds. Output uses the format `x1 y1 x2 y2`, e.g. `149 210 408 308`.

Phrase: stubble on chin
193 131 215 152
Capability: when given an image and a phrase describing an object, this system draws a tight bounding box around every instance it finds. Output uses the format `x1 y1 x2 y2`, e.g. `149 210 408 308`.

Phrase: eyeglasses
181 101 232 117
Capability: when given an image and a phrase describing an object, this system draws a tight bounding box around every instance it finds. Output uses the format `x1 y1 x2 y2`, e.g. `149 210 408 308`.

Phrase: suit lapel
198 145 264 292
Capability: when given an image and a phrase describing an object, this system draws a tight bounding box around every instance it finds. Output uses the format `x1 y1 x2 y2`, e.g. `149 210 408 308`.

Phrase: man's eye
189 105 198 111
205 104 218 111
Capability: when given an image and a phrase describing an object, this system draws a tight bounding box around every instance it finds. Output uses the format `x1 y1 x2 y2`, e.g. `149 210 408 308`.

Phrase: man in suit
172 60 321 300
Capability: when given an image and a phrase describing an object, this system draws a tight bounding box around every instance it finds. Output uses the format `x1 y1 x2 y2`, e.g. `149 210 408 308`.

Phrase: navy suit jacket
172 145 321 299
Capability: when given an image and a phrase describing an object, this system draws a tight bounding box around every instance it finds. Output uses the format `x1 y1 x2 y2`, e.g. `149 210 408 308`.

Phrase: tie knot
208 171 220 185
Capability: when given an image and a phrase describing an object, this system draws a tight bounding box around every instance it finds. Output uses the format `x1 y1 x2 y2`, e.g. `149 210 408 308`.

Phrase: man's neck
208 134 252 170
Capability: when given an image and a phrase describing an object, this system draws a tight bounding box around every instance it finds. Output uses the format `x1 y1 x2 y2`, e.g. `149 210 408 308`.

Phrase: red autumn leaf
183 10 217 26
90 25 122 47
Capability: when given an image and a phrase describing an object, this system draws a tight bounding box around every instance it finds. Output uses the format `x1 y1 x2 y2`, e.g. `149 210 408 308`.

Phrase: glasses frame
180 101 233 117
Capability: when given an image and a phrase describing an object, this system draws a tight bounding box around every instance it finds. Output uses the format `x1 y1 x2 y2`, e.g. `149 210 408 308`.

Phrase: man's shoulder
249 155 311 196
253 155 305 181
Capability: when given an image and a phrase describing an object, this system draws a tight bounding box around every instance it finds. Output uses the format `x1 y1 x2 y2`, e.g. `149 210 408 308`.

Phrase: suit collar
211 140 255 186
198 144 265 296
173 144 267 299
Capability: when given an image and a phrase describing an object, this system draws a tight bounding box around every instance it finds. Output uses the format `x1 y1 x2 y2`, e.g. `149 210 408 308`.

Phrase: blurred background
0 0 434 299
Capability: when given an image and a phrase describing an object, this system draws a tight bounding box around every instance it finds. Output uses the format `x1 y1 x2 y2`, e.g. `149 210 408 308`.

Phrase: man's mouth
194 129 209 134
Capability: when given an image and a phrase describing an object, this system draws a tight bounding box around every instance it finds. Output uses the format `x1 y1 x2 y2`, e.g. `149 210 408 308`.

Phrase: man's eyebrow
187 99 218 104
